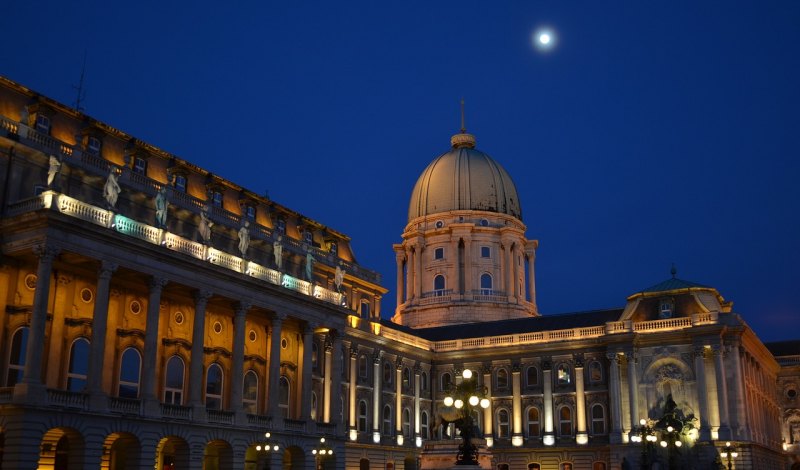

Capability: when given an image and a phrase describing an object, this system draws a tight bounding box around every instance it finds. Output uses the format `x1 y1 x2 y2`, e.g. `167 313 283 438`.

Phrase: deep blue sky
5 2 799 342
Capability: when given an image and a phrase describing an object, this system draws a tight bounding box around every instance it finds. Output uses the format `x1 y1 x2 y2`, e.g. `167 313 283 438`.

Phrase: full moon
539 33 551 45
533 28 556 51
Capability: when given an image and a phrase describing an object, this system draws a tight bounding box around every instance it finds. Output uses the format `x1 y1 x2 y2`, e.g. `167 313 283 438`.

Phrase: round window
80 288 94 303
249 329 257 342
788 388 798 399
24 274 38 290
129 300 142 315
213 321 223 334
174 311 184 325
480 219 489 227
281 337 288 349
435 220 444 229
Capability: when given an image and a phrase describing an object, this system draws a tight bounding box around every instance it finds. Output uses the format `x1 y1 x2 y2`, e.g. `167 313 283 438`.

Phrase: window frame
433 274 446 295
591 404 606 435
243 369 259 413
117 347 142 398
174 174 187 193
496 367 509 389
526 406 541 437
358 400 369 433
383 404 393 435
6 327 29 387
402 408 412 438
67 337 90 392
480 272 493 294
87 136 102 156
558 405 573 436
133 156 147 175
496 408 511 438
480 246 491 258
35 114 50 133
434 247 444 260
205 363 224 410
164 355 185 404
557 363 572 385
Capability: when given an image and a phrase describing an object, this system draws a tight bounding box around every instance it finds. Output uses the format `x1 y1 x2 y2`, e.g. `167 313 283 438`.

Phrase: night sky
4 2 799 342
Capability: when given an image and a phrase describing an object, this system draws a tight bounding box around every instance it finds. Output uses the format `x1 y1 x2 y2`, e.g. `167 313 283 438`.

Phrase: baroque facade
0 75 798 470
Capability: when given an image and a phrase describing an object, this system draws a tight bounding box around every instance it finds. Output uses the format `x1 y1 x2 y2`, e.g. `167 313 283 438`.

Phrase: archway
283 445 305 470
38 427 85 470
101 432 141 470
155 436 189 470
359 458 370 470
404 456 417 470
203 439 233 470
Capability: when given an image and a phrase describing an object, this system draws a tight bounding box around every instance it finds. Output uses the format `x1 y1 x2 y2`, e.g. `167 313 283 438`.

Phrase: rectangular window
245 205 256 219
481 246 491 258
211 191 223 207
174 175 187 192
35 114 50 133
434 247 444 260
133 157 147 175
304 230 313 244
87 136 102 155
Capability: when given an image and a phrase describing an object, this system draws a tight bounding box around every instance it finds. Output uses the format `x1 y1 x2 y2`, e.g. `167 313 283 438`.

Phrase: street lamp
441 368 490 466
631 418 657 470
255 432 280 470
311 436 334 470
719 441 738 470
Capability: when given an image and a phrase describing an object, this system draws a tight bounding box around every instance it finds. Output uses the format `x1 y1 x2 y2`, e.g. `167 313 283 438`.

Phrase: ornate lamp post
631 418 657 470
255 432 280 470
719 441 738 470
311 436 334 470
442 368 491 466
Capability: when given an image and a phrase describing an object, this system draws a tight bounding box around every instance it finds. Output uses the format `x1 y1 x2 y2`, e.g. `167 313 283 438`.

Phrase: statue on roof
238 221 250 257
104 168 121 208
198 204 213 244
154 186 168 228
47 155 61 187
273 235 283 269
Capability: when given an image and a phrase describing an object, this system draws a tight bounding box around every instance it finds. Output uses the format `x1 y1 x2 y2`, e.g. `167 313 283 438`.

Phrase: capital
573 354 585 368
235 301 252 317
304 322 318 335
272 312 288 323
149 276 168 292
34 244 61 263
693 346 707 358
396 358 404 370
350 346 359 358
98 261 118 278
194 289 213 305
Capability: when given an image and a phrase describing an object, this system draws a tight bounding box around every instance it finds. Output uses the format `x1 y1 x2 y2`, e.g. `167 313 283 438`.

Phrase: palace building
0 75 798 470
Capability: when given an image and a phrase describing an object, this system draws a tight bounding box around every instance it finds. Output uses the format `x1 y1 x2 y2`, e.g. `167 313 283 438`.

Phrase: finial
670 263 677 278
460 98 466 133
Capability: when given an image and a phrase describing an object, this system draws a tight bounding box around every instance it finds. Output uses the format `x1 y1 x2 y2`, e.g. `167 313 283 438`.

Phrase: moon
533 28 556 51
539 33 551 45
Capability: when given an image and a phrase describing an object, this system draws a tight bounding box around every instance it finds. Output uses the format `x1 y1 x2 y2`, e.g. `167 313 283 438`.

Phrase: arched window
358 400 368 433
557 364 571 385
589 361 603 383
67 338 90 392
480 273 493 294
591 404 606 435
496 409 510 438
118 347 141 398
403 408 412 437
526 407 541 437
164 355 185 404
360 299 370 318
592 462 607 470
359 354 369 378
6 327 29 387
559 406 573 436
441 372 452 391
243 370 258 413
278 376 290 418
496 368 509 389
359 459 370 470
403 367 411 389
421 371 428 391
311 391 318 421
206 363 224 410
383 361 393 385
421 411 429 440
528 465 541 470
383 405 393 435
433 275 446 295
526 366 539 387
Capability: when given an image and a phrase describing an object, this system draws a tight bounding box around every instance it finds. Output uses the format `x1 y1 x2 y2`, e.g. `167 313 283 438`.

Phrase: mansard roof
637 277 711 294
383 308 623 342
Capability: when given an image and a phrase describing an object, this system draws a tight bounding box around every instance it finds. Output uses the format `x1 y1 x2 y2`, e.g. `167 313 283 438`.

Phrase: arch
203 439 233 470
421 411 429 440
591 404 606 435
383 404 393 435
279 376 291 418
480 273 493 294
528 464 541 470
358 400 369 433
118 347 141 398
38 427 86 470
441 372 452 391
496 408 510 438
383 361 393 385
206 363 224 410
6 326 28 386
526 365 539 388
360 458 370 470
358 355 369 378
283 445 306 470
557 363 571 385
403 367 411 389
404 456 418 470
360 299 371 318
589 360 603 383
402 408 412 438
592 463 607 470
421 371 428 391
164 355 185 404
101 432 141 470
558 406 573 436
496 368 509 389
155 436 190 470
433 275 446 294
526 406 541 437
67 337 90 392
243 370 259 413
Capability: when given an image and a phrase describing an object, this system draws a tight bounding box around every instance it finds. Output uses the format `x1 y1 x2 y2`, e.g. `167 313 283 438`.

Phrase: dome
408 132 522 222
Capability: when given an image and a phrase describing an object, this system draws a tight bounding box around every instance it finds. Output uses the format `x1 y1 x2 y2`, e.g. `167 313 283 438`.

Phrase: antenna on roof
670 263 677 278
460 98 466 133
72 51 88 112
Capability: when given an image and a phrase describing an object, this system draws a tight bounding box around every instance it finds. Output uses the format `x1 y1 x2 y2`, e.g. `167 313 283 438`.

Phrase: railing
776 356 800 366
633 317 692 332
5 195 46 217
165 233 205 260
109 396 141 415
208 247 243 272
47 389 87 409
115 215 162 244
0 115 19 134
56 194 112 227
281 275 313 296
314 285 343 305
207 409 235 425
161 403 192 420
316 422 337 434
247 263 282 286
379 327 433 350
247 414 272 428
284 419 307 432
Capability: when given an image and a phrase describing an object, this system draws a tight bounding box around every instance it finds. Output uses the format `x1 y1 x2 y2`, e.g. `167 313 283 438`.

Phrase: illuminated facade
0 76 798 470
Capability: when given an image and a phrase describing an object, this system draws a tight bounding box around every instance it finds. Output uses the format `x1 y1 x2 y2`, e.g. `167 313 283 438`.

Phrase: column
729 342 748 440
330 333 344 434
498 243 506 295
395 250 405 305
348 346 358 440
525 245 537 307
503 242 512 296
453 236 462 296
574 357 588 444
606 352 623 443
231 302 250 418
482 367 494 446
267 313 285 418
141 277 167 413
712 344 731 440
414 366 421 446
463 239 472 298
626 351 639 434
87 261 118 409
694 345 711 440
405 248 414 301
511 363 523 446
188 290 212 413
15 244 60 402
542 360 555 445
300 322 315 421
510 243 518 301
396 361 403 444
414 241 423 299
372 352 381 443
323 335 333 423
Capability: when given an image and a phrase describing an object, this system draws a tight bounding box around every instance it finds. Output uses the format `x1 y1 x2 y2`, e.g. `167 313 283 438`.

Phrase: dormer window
276 218 286 234
244 205 256 220
34 114 50 134
87 136 102 156
481 246 491 258
210 190 223 207
659 298 674 319
174 175 187 193
329 242 338 256
133 157 147 175
434 247 444 260
303 230 313 244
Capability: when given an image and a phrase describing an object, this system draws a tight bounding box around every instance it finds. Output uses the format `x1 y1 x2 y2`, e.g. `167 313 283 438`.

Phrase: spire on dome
451 98 476 148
